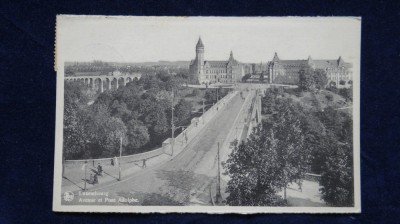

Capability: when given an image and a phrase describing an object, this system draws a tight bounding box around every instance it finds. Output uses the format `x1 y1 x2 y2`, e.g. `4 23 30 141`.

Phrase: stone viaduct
64 73 141 92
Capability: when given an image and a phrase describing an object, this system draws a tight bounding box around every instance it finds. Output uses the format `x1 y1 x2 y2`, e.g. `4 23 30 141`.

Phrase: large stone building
267 52 353 87
189 37 244 84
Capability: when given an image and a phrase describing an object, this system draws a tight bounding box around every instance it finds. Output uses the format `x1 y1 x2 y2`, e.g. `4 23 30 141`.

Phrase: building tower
195 37 205 78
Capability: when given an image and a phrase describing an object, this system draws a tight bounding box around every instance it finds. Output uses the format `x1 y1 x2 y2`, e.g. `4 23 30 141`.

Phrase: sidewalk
277 181 326 207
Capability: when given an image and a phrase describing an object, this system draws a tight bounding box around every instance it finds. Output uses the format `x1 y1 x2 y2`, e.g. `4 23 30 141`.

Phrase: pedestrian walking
97 163 103 176
298 179 303 192
89 174 94 184
111 158 114 166
142 159 147 169
93 173 98 184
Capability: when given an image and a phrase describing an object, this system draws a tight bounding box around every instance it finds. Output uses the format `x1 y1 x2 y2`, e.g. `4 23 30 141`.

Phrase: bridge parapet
64 73 142 92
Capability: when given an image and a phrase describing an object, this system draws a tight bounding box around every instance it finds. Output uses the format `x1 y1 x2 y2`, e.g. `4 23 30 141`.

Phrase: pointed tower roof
196 37 204 48
338 56 344 66
273 52 280 61
229 50 234 60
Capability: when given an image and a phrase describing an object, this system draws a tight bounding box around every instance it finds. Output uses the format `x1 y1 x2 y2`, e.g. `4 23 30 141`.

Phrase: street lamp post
84 160 88 191
202 99 205 115
171 91 175 156
216 142 222 203
118 136 122 181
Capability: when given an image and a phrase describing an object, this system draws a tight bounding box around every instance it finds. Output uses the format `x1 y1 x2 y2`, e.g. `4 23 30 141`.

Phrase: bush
242 74 252 82
325 94 333 102
339 87 353 102
191 88 200 96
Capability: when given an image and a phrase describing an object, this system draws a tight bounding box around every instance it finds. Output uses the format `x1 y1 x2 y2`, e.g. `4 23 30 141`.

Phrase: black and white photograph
53 16 361 213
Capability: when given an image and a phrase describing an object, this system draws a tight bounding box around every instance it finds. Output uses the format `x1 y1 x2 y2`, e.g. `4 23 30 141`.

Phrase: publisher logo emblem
64 191 74 202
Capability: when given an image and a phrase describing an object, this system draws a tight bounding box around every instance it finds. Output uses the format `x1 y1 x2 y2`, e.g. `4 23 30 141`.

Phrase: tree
64 81 92 106
225 98 308 205
261 89 276 115
205 89 217 103
164 76 183 92
299 67 328 92
140 74 161 90
299 67 315 91
110 100 132 122
242 74 252 82
314 69 328 90
100 117 128 157
63 98 86 159
319 137 354 206
192 88 201 96
95 91 115 108
325 94 333 102
82 104 128 158
224 126 285 206
299 111 326 174
126 119 150 153
339 86 353 102
174 99 193 124
144 104 169 141
115 83 143 111
317 106 348 140
272 99 307 200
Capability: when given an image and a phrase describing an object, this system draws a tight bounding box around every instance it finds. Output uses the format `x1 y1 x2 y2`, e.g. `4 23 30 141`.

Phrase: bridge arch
94 78 103 92
111 77 118 90
118 77 125 88
103 78 110 91
89 78 94 89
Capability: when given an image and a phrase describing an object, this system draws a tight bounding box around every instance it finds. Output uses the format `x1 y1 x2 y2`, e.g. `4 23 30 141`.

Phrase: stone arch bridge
64 74 141 92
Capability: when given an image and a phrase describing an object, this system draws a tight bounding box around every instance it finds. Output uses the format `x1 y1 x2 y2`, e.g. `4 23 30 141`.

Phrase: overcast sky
57 16 360 65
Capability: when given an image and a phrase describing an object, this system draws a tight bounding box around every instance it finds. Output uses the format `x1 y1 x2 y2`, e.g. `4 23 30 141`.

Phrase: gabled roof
270 53 352 69
204 60 228 67
312 60 352 69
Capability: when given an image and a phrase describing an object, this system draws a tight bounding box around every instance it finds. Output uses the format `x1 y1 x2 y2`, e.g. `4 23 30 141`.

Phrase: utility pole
171 91 175 156
119 136 122 181
84 160 87 191
216 142 222 203
202 99 205 115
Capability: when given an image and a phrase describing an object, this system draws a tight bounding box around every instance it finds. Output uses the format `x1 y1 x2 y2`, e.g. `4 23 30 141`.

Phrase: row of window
205 75 233 79
206 70 226 74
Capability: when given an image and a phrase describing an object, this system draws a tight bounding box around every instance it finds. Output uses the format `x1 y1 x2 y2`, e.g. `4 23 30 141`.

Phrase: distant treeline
65 60 190 77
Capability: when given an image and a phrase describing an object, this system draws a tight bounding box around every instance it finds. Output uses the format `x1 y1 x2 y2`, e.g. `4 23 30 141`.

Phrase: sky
57 16 361 65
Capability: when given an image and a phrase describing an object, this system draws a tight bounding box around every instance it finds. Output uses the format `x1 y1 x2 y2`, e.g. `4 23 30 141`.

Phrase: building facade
189 37 244 84
268 52 352 87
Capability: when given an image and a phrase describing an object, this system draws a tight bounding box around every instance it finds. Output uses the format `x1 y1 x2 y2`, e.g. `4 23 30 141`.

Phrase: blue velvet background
1 0 399 223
